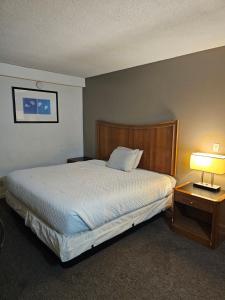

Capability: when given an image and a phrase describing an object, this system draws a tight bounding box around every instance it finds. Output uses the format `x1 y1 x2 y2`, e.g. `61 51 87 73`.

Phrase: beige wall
83 46 225 187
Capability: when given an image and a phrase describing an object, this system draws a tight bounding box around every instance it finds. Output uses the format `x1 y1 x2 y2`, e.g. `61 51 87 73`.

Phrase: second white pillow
133 150 143 169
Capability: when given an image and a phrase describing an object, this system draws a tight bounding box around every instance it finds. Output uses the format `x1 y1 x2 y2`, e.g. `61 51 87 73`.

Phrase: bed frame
97 120 178 176
6 120 179 263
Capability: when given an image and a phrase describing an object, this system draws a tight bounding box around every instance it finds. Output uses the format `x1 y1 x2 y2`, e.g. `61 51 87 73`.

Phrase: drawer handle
190 201 193 205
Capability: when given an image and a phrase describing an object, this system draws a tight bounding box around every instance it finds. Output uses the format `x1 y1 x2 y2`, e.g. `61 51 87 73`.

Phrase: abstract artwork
23 98 51 115
12 87 58 123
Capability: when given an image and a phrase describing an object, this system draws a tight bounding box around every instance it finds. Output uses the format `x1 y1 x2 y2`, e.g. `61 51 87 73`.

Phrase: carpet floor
0 199 225 300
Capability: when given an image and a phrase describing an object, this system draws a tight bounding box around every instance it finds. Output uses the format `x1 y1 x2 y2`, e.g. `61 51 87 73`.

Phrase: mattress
6 160 176 235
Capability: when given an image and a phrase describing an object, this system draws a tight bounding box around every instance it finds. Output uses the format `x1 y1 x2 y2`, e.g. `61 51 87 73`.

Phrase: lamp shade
190 152 225 175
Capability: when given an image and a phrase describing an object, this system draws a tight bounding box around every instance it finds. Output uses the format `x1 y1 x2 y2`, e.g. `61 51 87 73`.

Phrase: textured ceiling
0 0 225 78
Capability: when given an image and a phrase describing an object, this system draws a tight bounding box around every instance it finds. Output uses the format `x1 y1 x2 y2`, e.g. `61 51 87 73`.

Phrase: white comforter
6 160 176 235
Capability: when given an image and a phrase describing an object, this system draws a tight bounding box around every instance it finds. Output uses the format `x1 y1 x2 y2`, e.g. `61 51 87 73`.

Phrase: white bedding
6 160 176 235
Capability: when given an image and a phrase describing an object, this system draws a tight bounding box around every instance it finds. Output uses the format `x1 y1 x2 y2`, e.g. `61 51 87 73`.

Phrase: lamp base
193 182 221 192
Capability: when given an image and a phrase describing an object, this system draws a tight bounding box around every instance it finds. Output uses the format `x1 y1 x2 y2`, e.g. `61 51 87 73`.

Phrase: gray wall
84 46 225 187
0 76 83 177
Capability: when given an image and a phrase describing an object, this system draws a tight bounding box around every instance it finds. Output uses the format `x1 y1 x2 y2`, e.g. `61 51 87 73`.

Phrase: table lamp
190 152 225 191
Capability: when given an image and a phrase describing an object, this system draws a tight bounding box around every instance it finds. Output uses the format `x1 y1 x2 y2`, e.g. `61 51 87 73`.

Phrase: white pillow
118 146 143 169
106 147 139 172
133 150 143 169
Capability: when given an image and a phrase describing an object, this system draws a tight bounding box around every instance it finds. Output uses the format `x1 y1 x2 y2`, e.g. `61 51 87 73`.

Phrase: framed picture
12 87 59 123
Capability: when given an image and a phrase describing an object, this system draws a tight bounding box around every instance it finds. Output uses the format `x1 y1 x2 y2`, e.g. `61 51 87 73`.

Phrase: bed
6 120 178 262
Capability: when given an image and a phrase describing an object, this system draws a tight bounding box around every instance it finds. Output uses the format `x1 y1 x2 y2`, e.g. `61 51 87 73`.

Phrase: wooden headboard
96 120 178 176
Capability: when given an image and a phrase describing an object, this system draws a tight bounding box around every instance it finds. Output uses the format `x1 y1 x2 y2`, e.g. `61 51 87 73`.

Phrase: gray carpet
0 199 225 300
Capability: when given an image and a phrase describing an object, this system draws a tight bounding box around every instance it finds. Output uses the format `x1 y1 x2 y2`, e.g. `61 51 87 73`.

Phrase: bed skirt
6 191 172 262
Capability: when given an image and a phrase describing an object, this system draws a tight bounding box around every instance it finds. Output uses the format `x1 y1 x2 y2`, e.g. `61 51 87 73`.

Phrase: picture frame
12 87 59 123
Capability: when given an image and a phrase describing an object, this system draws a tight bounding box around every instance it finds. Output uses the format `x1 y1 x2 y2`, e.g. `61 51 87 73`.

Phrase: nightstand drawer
174 191 214 213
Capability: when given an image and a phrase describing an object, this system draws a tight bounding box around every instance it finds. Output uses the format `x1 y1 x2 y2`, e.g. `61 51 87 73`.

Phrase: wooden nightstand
67 156 92 163
172 182 225 248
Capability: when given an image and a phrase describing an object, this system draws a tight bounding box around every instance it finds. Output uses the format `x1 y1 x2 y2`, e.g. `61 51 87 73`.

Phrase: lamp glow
190 152 225 191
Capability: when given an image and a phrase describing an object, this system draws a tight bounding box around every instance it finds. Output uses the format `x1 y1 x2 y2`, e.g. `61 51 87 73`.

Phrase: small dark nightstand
172 182 225 248
67 156 93 163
